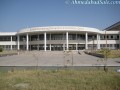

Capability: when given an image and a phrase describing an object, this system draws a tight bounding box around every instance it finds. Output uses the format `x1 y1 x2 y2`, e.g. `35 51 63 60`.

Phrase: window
39 34 44 40
111 35 113 39
31 35 38 41
0 36 11 41
69 34 76 40
117 35 119 39
51 34 64 40
77 34 85 40
20 35 26 41
12 36 17 41
107 35 109 39
47 34 50 40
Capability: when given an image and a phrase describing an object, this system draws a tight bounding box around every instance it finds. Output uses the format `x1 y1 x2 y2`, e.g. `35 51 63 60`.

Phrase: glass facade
100 44 119 49
78 44 85 50
39 34 44 40
0 32 119 51
69 34 76 40
77 34 85 40
0 36 11 41
51 44 63 51
100 34 119 40
51 34 65 40
20 35 26 41
69 44 76 50
88 44 97 50
31 35 38 41
12 36 17 41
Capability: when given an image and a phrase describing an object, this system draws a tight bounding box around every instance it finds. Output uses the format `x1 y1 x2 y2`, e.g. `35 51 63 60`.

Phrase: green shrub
100 48 111 58
0 47 3 52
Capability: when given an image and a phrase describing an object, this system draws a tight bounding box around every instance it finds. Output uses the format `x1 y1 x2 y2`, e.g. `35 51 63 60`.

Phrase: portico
17 31 100 51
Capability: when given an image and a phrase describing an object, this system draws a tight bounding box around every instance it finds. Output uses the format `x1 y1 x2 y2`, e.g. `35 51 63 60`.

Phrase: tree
63 50 74 68
100 48 111 72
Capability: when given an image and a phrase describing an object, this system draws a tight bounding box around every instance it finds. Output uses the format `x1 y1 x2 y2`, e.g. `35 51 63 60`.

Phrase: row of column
17 32 100 51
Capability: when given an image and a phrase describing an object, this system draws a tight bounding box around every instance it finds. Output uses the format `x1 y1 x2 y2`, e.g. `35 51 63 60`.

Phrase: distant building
105 21 120 31
0 22 120 51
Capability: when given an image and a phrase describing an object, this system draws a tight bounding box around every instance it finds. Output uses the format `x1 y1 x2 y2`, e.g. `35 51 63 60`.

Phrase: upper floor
0 26 119 42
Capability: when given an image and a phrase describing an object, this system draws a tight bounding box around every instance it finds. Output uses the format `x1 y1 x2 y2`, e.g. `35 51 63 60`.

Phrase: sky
0 0 120 32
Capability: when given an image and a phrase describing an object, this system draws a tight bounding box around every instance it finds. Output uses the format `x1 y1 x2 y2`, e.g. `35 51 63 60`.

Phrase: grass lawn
0 70 120 90
0 51 18 55
97 50 120 58
108 50 120 58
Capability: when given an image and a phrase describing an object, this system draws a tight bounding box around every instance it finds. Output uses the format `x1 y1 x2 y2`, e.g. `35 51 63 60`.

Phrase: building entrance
69 44 76 50
51 44 63 51
78 44 85 50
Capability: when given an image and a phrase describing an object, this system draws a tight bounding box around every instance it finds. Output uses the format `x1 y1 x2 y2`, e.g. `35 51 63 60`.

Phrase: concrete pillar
44 32 46 51
85 32 88 50
17 35 20 50
26 33 29 51
105 31 107 48
29 35 31 51
97 34 100 49
66 32 68 50
11 36 12 50
76 44 78 50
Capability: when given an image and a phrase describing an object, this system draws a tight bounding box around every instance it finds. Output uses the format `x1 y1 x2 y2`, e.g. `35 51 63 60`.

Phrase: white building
0 22 120 51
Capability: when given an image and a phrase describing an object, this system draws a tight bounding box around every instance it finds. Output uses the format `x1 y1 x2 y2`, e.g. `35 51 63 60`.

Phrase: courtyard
0 51 120 66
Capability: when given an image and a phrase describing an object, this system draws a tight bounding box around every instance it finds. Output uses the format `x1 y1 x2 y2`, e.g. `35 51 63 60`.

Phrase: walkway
0 51 120 66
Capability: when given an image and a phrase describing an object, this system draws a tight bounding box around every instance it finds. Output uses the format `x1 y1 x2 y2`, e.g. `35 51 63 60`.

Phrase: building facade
0 26 120 51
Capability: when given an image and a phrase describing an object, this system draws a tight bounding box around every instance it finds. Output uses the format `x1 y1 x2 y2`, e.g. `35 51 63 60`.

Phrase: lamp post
105 31 107 48
92 36 95 51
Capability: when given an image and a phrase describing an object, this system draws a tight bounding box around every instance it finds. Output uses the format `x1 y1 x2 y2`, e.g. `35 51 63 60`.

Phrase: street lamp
105 30 107 48
92 36 95 51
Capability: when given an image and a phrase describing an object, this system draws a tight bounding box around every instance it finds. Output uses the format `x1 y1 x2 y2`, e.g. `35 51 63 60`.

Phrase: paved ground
0 51 120 66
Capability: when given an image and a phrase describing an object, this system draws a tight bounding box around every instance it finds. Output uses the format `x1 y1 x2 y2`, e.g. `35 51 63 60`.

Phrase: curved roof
0 32 17 36
18 26 101 34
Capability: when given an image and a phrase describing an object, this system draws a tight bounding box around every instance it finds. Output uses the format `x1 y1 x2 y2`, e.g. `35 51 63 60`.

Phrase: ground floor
0 44 119 51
